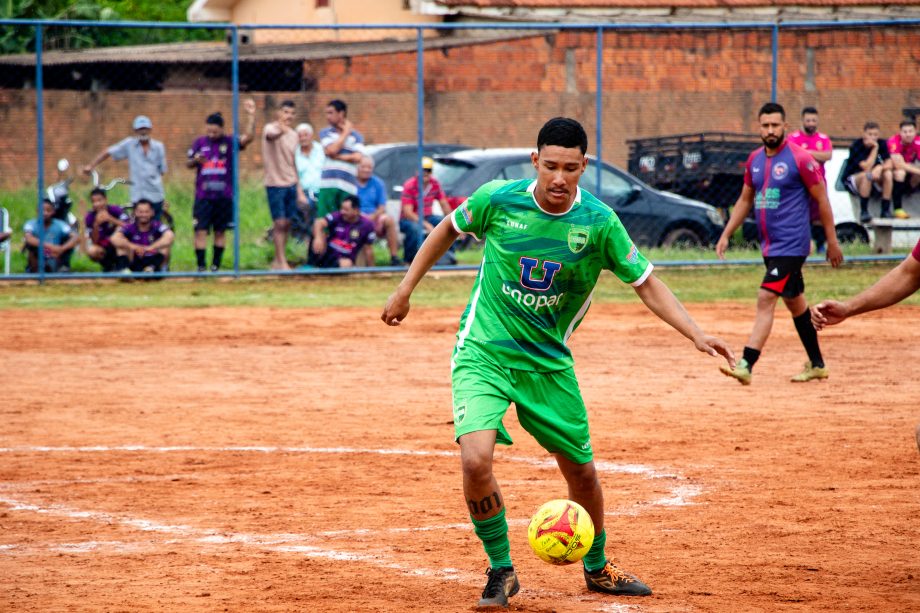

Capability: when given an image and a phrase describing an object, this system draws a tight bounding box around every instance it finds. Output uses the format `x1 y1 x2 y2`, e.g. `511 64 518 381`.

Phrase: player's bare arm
806 182 843 267
381 217 459 326
812 253 920 329
716 184 755 258
632 274 736 367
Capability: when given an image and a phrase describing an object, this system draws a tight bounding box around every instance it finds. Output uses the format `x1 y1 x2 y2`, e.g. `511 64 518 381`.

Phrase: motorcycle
43 159 78 270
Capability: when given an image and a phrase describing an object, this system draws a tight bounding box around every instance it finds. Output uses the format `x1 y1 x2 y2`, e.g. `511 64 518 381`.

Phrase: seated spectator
308 195 376 269
111 199 175 273
23 199 78 273
83 188 130 272
887 119 920 219
841 121 893 222
399 156 455 264
356 155 402 266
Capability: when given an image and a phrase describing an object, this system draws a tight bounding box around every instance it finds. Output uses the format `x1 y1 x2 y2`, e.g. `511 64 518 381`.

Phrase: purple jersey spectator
121 219 171 256
744 141 824 257
188 135 238 200
325 211 376 262
84 205 129 247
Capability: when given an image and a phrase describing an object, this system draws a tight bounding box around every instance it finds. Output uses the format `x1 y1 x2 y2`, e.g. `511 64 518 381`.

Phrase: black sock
742 346 761 370
195 249 206 269
859 196 869 212
116 255 129 270
793 309 824 368
881 199 892 214
893 181 906 210
212 246 224 270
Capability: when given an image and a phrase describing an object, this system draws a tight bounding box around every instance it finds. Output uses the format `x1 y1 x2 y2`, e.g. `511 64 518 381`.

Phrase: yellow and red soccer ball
527 499 595 565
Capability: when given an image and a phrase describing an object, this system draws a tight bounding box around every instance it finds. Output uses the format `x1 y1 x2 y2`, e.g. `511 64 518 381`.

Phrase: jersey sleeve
743 151 756 187
792 147 824 189
598 214 653 286
107 137 132 161
450 180 502 240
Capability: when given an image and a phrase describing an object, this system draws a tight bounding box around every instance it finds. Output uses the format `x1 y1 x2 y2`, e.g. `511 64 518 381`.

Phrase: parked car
365 142 473 202
432 148 725 248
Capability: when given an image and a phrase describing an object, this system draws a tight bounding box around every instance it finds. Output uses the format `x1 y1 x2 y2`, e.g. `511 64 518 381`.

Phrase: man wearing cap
186 100 257 272
400 156 452 263
83 115 169 221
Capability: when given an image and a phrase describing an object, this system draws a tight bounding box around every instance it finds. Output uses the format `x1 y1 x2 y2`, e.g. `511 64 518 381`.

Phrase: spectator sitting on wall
24 199 79 273
295 122 325 225
111 200 175 273
262 99 300 271
187 100 257 273
841 121 894 222
82 188 130 272
356 154 402 266
400 156 455 264
83 115 169 221
887 119 920 220
308 195 376 269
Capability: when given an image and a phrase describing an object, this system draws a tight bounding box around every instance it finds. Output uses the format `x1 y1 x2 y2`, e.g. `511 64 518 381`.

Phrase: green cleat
720 358 752 385
584 560 652 596
477 566 519 609
791 361 829 382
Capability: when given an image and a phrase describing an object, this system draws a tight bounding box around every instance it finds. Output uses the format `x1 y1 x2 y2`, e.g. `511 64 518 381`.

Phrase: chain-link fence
1 19 919 280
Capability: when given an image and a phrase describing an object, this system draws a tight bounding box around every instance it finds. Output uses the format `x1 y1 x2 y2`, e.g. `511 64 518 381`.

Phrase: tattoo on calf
467 492 502 516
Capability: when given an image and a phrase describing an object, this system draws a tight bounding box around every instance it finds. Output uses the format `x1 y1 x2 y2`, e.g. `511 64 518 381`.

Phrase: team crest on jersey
772 162 789 179
350 229 360 240
219 143 228 154
567 225 589 254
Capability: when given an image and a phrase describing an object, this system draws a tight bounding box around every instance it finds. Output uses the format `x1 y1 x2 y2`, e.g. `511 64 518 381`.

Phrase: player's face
863 128 880 145
900 124 917 143
341 200 360 223
278 106 295 126
531 145 587 210
206 123 223 139
134 204 154 225
90 193 107 210
325 106 344 127
802 113 818 135
759 112 786 149
42 202 55 221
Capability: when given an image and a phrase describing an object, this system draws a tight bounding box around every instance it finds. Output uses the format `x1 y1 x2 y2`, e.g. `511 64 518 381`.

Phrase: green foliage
0 0 221 55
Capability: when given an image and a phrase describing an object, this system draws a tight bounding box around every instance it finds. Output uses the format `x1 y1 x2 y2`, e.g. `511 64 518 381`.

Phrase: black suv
434 148 725 248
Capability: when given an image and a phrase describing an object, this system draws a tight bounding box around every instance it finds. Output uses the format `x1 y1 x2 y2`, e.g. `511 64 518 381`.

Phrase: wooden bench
869 218 920 253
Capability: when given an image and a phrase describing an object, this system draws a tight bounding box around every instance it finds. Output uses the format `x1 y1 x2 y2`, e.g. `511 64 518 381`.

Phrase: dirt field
1 304 918 612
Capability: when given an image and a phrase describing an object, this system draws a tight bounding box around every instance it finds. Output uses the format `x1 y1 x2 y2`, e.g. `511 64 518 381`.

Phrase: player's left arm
632 274 735 367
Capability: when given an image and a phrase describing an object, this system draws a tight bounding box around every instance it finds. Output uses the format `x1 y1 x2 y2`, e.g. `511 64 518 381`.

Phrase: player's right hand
381 290 410 326
715 235 729 259
810 300 848 330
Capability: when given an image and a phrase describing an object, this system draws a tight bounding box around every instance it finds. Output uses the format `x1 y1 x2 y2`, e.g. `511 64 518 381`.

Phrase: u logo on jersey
518 257 562 292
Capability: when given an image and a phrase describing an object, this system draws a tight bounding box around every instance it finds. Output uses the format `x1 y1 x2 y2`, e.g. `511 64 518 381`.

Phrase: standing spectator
356 155 402 266
82 188 129 272
887 119 920 219
262 99 299 271
317 99 365 219
294 122 325 225
841 121 894 222
717 102 843 385
400 156 453 263
24 199 78 273
788 106 833 252
309 195 376 269
83 115 168 220
186 99 257 272
111 200 175 273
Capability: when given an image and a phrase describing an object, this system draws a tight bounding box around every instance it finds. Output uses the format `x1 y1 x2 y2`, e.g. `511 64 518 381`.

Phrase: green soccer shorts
451 353 593 464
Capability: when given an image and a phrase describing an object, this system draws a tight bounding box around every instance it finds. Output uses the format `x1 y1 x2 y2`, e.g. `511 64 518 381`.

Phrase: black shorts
193 197 233 232
761 256 806 298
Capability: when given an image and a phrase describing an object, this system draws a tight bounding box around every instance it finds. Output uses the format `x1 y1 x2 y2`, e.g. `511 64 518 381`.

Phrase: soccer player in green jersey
381 117 735 609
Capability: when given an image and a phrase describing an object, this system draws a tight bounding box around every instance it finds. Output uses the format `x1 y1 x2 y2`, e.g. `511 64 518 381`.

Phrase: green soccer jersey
450 179 653 372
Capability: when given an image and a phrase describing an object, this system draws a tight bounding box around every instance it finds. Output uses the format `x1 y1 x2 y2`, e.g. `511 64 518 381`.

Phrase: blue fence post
771 22 779 102
231 25 241 278
415 27 425 235
596 25 604 192
35 24 45 283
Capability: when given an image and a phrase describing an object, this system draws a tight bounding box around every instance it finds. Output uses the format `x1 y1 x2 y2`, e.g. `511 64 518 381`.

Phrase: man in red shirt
400 156 455 263
788 106 833 251
887 119 920 219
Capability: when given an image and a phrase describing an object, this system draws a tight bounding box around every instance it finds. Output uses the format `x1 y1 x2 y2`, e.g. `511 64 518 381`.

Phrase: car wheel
660 226 704 248
835 223 869 244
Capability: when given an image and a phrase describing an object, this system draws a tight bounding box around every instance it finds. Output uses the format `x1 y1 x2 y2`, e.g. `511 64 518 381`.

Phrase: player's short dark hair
899 119 916 130
341 195 360 210
863 121 880 131
134 199 154 209
280 99 295 109
758 102 786 119
89 188 106 199
537 117 588 154
42 197 54 206
327 99 348 114
801 106 818 116
206 112 224 127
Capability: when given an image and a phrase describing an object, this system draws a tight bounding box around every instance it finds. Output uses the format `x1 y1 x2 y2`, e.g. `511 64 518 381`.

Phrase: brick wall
2 26 919 189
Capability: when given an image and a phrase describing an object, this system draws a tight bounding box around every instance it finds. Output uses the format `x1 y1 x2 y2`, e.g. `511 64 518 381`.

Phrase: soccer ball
527 499 595 565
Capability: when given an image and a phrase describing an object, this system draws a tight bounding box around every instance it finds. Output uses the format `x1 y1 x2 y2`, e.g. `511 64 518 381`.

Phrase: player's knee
461 453 493 483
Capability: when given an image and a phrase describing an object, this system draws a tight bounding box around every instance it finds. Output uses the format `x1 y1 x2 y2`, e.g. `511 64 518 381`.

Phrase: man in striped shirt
317 99 366 219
